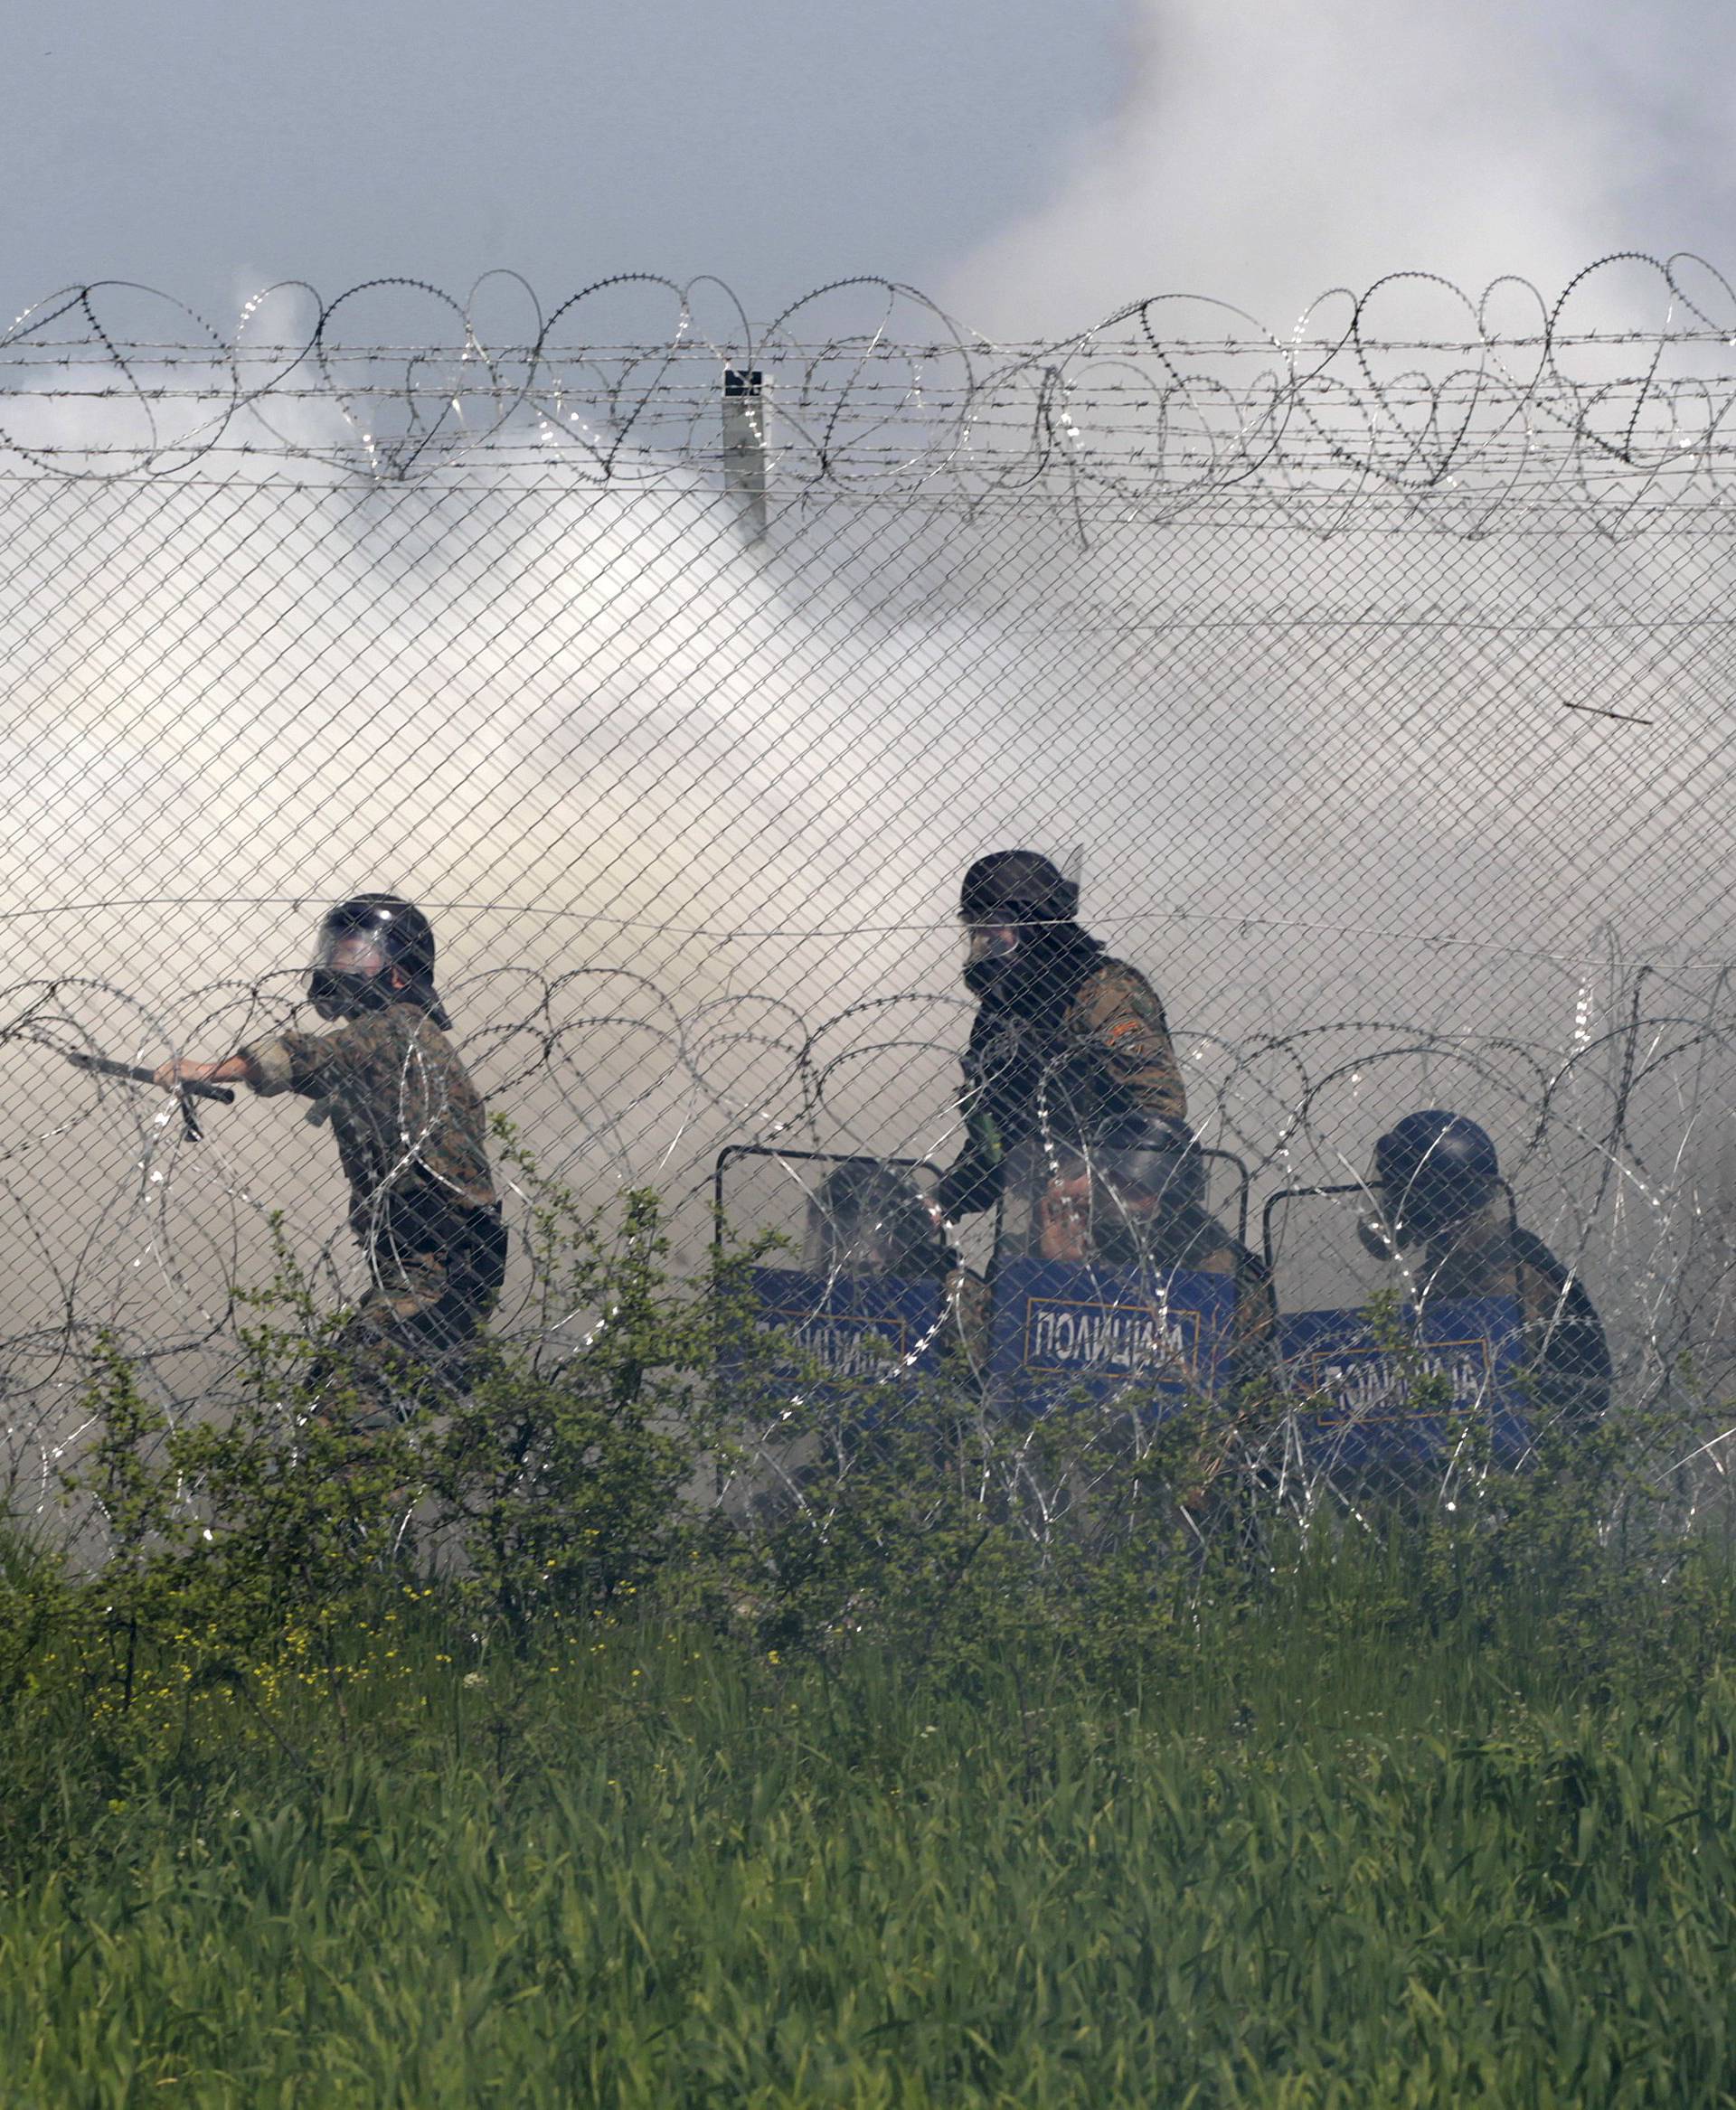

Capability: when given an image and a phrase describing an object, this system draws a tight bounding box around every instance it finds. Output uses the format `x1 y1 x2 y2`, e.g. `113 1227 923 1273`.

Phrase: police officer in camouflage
936 851 1188 1230
156 896 506 1426
1361 1110 1611 1427
936 854 1273 1391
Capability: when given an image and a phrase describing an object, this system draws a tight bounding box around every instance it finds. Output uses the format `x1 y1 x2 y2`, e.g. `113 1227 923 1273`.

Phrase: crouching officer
805 1158 991 1371
156 896 507 1427
804 1160 953 1280
1361 1110 1611 1427
936 850 1188 1232
1033 1119 1277 1394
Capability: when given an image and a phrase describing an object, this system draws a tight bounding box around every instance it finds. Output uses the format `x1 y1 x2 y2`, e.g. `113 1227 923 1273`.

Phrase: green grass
4 1552 1736 2107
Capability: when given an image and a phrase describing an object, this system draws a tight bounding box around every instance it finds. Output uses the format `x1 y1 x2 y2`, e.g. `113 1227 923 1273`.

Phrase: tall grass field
5 1531 1736 2108
15 1206 1736 2105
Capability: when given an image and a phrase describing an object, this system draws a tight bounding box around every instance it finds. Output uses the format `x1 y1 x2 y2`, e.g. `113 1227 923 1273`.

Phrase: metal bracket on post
722 367 769 546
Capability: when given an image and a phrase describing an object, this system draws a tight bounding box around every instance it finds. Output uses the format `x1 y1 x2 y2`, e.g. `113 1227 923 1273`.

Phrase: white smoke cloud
945 0 1697 340
925 3 1736 1367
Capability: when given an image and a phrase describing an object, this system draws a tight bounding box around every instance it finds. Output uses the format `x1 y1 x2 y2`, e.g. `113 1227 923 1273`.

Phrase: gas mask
962 923 1019 1000
307 932 398 1022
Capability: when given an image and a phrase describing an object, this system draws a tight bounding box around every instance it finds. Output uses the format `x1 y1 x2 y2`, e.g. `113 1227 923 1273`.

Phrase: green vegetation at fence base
6 1546 1736 2109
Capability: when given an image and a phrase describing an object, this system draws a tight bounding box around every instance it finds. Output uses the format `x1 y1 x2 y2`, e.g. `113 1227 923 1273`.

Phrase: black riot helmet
803 1160 951 1279
1368 1110 1500 1246
959 851 1079 931
307 895 449 1027
1032 1117 1209 1266
1097 1116 1209 1220
959 852 1082 1001
1043 1116 1208 1222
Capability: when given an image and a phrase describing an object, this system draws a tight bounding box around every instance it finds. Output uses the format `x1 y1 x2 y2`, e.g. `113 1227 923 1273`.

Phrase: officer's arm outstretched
155 1050 256 1090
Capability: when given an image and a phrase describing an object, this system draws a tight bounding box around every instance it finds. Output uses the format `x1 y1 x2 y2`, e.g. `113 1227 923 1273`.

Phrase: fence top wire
3 252 1736 526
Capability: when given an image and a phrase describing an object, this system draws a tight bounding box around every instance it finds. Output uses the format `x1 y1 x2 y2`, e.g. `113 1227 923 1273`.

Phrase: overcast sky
4 0 1124 328
6 0 1730 339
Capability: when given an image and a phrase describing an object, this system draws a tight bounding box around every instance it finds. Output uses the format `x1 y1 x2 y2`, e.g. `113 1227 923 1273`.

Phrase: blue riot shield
1277 1295 1531 1470
1264 1180 1533 1472
714 1145 958 1416
743 1265 948 1389
991 1258 1239 1416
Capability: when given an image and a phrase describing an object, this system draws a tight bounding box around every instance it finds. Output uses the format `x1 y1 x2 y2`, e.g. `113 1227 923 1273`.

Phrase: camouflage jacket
240 1003 497 1257
937 949 1188 1222
1415 1209 1611 1422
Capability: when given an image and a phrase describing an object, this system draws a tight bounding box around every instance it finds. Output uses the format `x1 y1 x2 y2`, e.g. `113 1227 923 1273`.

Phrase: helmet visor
1002 1138 1208 1267
308 927 395 1020
315 928 390 976
1368 1163 1469 1243
802 1168 948 1278
964 923 1018 966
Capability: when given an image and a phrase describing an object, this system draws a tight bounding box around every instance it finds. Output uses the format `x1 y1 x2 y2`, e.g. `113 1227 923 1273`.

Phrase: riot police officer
1361 1109 1611 1426
803 1159 955 1280
936 850 1187 1229
803 1158 990 1370
155 896 507 1425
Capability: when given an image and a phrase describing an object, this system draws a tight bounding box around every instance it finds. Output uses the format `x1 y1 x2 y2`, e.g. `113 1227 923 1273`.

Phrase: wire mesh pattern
5 255 1736 1538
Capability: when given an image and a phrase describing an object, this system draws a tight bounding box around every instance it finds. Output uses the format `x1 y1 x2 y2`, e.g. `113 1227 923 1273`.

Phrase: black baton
62 1050 236 1104
61 1050 235 1140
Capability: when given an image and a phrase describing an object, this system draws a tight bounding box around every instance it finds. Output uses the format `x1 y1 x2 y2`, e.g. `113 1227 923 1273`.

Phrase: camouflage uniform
239 1002 505 1422
1410 1205 1611 1427
937 949 1188 1225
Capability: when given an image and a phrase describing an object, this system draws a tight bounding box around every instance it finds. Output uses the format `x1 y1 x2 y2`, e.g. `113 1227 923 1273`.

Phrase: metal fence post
722 367 769 544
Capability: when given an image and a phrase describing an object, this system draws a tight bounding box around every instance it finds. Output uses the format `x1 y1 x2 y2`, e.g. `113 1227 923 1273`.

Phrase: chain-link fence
4 257 1736 1538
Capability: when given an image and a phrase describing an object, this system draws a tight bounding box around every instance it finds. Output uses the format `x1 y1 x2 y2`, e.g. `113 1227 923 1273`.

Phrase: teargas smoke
2 258 1734 1530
